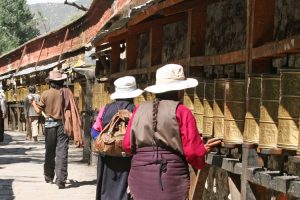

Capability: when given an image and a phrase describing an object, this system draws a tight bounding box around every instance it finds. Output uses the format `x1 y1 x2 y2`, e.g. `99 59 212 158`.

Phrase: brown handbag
94 109 131 157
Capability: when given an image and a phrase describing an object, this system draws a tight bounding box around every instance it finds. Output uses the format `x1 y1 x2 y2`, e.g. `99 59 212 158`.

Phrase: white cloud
27 0 65 5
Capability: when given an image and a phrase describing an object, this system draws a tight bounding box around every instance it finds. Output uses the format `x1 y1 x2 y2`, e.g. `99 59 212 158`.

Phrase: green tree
0 0 39 55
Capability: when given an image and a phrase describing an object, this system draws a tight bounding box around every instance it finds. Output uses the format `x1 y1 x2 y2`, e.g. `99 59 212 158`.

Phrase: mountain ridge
29 0 92 34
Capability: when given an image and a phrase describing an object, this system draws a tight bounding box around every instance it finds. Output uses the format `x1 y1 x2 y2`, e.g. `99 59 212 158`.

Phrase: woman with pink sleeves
123 64 220 200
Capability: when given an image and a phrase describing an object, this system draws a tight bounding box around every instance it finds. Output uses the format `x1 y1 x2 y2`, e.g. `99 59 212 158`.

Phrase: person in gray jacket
24 85 41 141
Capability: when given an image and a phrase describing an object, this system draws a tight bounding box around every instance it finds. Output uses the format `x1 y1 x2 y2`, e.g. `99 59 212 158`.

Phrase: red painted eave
0 0 131 74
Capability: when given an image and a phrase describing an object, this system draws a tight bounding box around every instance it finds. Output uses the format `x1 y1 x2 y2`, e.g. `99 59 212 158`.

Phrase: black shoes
45 176 54 184
45 176 66 189
56 182 66 189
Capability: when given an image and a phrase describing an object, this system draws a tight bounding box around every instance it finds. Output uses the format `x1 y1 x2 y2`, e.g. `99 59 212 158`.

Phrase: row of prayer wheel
5 84 49 103
183 70 300 154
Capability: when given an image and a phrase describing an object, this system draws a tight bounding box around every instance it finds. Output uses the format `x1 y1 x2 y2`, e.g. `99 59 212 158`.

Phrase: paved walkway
0 131 97 200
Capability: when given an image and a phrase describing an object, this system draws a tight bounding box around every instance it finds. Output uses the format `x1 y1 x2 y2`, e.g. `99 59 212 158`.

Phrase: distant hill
29 0 92 35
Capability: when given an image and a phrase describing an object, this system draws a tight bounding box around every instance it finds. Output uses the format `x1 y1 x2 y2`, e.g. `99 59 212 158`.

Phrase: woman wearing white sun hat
123 64 220 200
91 76 143 200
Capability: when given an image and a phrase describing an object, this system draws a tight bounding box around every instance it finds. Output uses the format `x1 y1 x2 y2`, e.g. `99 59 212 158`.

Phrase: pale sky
27 0 65 5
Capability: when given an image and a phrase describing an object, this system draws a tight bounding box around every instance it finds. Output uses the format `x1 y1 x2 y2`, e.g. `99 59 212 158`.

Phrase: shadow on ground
0 179 15 200
0 133 43 165
66 179 97 189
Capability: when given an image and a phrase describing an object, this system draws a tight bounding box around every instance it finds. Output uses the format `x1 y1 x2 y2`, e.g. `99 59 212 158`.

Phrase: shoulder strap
101 113 121 134
100 109 132 135
60 88 65 125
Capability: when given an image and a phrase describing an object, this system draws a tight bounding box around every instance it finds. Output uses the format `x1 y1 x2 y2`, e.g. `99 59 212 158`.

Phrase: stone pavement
0 131 97 200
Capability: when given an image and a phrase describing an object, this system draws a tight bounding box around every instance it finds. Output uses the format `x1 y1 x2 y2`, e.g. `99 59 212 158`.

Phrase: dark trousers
96 155 131 200
0 117 4 142
44 124 69 183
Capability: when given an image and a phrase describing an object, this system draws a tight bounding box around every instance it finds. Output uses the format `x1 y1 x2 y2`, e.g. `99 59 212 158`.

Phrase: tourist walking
91 76 143 200
123 64 221 200
31 69 82 189
24 85 41 141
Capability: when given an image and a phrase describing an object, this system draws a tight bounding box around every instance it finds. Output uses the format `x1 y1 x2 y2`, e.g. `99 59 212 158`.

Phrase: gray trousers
44 124 69 183
0 117 4 142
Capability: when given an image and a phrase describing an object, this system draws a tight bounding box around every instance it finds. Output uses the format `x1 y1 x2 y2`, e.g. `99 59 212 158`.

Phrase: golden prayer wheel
277 70 300 150
194 80 204 133
134 84 147 105
243 76 261 144
92 83 111 110
74 81 85 112
258 75 280 149
6 90 13 102
203 80 214 138
16 87 26 102
183 87 195 111
134 93 146 104
278 118 298 149
146 92 155 101
224 79 245 144
213 79 226 139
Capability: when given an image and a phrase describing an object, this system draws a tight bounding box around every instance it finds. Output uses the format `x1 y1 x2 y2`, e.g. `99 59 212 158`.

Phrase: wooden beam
109 58 187 79
96 42 111 51
247 168 298 195
190 50 247 66
58 28 69 63
162 0 221 16
129 12 187 34
99 12 187 45
162 0 205 16
111 41 120 74
190 165 211 200
35 39 46 69
16 45 27 72
128 0 185 26
126 34 138 70
252 34 300 59
110 68 148 79
95 28 128 46
228 174 241 200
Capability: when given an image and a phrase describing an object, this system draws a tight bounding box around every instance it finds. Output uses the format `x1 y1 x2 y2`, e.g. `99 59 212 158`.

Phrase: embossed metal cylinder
134 83 147 104
258 75 280 149
194 80 204 133
213 79 226 139
203 80 214 138
243 75 261 144
277 70 300 150
183 88 195 111
224 79 245 144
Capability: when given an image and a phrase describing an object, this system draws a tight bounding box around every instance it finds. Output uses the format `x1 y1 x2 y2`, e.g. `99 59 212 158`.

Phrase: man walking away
31 69 77 189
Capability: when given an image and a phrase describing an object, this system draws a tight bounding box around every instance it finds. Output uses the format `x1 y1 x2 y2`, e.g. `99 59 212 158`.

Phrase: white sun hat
110 76 144 100
145 64 198 93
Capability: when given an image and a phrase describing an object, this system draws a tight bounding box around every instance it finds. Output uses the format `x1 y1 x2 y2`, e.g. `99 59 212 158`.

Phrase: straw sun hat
46 69 67 82
145 64 198 93
110 76 144 100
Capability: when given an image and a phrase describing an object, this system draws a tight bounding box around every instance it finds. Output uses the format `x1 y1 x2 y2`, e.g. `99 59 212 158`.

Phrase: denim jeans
44 124 69 184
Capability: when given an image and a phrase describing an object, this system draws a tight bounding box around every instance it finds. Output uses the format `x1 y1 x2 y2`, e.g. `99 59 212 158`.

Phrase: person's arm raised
204 138 221 153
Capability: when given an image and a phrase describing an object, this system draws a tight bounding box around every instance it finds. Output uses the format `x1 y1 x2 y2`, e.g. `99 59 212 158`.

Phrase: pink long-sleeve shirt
123 104 207 170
